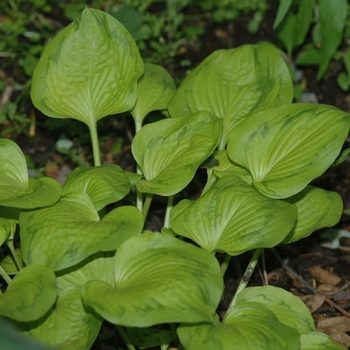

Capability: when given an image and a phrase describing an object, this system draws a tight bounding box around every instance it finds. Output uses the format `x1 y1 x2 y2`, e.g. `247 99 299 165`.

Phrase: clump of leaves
0 8 349 350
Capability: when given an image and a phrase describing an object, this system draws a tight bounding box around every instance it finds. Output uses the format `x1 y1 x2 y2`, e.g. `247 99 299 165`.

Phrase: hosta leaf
31 8 144 127
236 286 315 335
300 332 347 350
62 165 131 211
211 150 252 183
228 103 350 199
17 285 101 350
177 302 300 350
56 251 115 294
168 42 293 147
131 62 176 128
0 217 16 246
170 174 297 255
283 186 343 244
82 233 223 327
0 139 61 208
20 191 143 271
0 265 56 322
132 111 222 196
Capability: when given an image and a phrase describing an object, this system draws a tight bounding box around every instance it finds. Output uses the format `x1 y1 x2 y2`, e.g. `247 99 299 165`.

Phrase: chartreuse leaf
31 8 144 128
236 286 315 335
177 302 300 350
211 150 252 184
282 186 343 244
318 0 347 79
20 191 143 271
0 139 61 208
228 104 350 199
56 251 115 294
62 165 131 211
132 111 222 196
170 174 297 255
130 62 176 128
17 285 101 350
0 217 16 246
168 42 293 147
300 332 347 350
82 233 223 327
0 265 56 322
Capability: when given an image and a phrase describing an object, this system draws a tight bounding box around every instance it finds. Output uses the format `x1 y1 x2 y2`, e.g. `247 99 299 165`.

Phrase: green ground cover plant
274 0 350 90
0 7 349 350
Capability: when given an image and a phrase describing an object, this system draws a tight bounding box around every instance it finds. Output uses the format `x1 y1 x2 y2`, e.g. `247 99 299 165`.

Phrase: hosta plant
0 8 349 350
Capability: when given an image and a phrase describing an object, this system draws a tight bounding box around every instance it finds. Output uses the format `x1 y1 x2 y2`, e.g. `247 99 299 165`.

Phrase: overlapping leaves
228 104 350 199
170 174 297 255
82 233 223 327
20 192 143 271
132 111 222 195
168 42 293 147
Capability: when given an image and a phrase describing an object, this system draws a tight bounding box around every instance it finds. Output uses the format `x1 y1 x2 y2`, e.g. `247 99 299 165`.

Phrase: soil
2 2 350 349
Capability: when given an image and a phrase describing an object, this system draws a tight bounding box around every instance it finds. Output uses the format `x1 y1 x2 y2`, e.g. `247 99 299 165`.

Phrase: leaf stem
201 169 217 196
142 193 153 221
223 248 263 321
7 240 23 271
136 164 143 212
164 195 174 229
116 326 136 350
0 265 12 285
220 253 232 276
88 123 101 167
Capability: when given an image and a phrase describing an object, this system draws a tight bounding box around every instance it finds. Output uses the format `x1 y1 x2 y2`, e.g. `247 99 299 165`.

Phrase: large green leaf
318 0 348 79
177 302 300 350
170 174 297 255
132 111 222 196
20 191 143 271
236 286 315 335
17 285 101 350
31 8 144 128
0 265 56 322
62 165 131 211
227 103 350 199
82 233 223 327
168 42 293 147
56 251 115 294
0 139 61 209
300 332 347 350
130 62 176 128
283 186 343 244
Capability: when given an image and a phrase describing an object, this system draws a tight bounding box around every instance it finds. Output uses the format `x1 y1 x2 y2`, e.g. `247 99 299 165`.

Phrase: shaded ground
2 3 350 349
